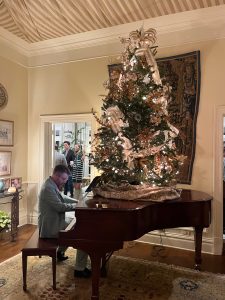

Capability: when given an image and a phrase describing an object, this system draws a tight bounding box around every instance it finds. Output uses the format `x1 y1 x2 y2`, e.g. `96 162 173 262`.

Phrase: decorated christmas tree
92 28 185 200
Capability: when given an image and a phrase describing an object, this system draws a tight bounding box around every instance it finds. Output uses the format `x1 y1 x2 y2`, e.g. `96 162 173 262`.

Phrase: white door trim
39 113 97 189
213 105 225 254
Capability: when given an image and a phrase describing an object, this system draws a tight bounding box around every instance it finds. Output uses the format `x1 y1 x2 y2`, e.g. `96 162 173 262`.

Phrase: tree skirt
93 183 181 201
1 247 225 299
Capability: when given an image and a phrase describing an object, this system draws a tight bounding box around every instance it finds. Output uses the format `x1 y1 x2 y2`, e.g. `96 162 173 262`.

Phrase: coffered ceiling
0 0 225 67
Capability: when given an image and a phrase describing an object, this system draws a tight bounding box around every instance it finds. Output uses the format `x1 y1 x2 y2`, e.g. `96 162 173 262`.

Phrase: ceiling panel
0 0 224 43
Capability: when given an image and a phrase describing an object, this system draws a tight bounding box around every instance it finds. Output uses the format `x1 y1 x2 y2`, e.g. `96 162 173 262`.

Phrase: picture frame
0 177 10 192
108 51 201 184
0 119 14 146
10 177 22 190
0 151 11 176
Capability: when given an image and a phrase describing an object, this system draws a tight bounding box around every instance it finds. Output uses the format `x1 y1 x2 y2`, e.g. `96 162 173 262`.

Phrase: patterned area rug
1 247 225 300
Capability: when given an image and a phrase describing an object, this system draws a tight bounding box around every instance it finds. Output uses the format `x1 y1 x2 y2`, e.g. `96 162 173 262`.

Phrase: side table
0 190 21 241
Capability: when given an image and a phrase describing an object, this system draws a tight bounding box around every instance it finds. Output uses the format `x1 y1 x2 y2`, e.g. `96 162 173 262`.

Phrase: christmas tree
92 28 185 199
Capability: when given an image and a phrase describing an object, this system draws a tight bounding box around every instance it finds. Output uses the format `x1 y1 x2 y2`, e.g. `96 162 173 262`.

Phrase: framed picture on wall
10 177 22 190
0 151 11 176
0 120 14 146
0 177 10 192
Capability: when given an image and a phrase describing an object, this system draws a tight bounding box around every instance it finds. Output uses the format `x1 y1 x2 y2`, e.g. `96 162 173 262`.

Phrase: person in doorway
54 144 67 167
63 141 75 198
72 144 84 200
38 164 91 278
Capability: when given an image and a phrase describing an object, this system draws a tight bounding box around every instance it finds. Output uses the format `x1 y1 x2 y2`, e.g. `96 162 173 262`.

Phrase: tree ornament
92 27 186 201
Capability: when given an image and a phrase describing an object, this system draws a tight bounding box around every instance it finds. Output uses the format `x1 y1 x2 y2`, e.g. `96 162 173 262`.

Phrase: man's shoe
74 268 91 278
57 252 69 262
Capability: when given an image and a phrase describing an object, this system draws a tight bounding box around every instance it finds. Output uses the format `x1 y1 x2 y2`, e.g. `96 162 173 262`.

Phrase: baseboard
27 214 38 225
138 231 214 254
19 214 28 226
212 236 224 255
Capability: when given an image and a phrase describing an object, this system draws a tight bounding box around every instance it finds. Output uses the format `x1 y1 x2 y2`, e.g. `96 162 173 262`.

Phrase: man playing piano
38 164 91 278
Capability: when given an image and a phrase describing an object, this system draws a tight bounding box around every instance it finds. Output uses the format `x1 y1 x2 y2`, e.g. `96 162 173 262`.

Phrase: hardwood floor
1 224 225 274
118 241 225 274
0 224 36 264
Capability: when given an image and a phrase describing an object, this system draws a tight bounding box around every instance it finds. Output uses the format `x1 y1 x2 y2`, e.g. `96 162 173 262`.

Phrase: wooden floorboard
1 224 225 274
117 242 225 273
0 224 36 264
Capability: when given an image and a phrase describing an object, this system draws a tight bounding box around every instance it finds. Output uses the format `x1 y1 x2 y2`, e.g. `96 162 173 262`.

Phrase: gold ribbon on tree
128 28 162 85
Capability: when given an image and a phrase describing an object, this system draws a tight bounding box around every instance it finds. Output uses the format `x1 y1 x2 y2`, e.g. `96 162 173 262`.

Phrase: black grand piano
58 189 212 300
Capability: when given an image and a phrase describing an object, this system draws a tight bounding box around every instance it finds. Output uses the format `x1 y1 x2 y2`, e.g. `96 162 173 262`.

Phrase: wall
28 58 107 179
156 40 225 254
27 59 107 222
0 56 28 225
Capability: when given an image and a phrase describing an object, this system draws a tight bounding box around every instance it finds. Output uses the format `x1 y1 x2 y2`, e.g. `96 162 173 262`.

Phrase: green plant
0 211 11 231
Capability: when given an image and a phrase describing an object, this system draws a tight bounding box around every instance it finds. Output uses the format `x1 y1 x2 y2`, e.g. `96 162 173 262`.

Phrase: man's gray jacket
38 177 77 238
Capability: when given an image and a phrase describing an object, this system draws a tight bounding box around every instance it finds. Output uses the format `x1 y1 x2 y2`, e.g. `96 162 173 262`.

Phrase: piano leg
89 252 102 300
194 226 203 270
22 252 27 291
71 241 123 299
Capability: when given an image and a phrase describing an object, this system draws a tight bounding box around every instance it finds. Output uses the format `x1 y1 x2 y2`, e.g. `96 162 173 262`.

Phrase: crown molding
0 5 225 67
0 25 30 66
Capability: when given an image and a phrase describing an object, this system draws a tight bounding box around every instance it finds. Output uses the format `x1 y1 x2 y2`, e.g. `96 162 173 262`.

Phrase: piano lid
76 189 212 211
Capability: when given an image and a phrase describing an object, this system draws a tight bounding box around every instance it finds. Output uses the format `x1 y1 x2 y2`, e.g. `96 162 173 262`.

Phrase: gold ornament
105 105 126 133
118 132 134 169
137 157 149 175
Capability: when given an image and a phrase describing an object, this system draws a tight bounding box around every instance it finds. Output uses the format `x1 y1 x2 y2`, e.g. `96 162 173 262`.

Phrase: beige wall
0 56 28 179
27 58 107 180
0 56 28 224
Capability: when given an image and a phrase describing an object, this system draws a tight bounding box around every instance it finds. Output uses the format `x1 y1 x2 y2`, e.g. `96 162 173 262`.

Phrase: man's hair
63 141 70 146
53 164 70 175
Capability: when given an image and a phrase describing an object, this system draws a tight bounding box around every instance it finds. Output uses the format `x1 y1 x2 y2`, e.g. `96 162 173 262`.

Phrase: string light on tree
92 27 186 200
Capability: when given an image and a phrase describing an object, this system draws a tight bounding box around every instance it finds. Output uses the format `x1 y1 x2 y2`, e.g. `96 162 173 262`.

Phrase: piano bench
21 228 58 291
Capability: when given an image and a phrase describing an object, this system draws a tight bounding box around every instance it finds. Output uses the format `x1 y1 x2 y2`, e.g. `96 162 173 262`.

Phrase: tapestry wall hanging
108 51 201 184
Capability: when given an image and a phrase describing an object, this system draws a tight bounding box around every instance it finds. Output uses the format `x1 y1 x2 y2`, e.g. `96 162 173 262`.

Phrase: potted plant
0 210 11 232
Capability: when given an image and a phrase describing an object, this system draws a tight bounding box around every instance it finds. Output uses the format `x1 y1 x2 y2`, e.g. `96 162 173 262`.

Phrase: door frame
39 113 97 188
213 105 225 254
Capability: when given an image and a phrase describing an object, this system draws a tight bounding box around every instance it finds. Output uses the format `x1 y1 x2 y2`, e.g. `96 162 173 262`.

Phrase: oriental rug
0 247 225 300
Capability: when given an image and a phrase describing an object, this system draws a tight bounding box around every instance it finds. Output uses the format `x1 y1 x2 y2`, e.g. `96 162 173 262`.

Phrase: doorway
53 121 91 179
39 113 97 189
223 117 225 238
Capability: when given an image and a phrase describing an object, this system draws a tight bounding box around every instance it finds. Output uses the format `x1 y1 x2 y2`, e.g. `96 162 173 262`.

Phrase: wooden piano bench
21 228 58 291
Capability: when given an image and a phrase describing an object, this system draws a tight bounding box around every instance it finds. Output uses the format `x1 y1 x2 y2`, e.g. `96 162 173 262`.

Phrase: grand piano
58 189 212 300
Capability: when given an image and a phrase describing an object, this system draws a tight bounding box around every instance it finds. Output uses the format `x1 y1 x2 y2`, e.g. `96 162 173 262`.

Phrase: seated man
38 164 91 278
